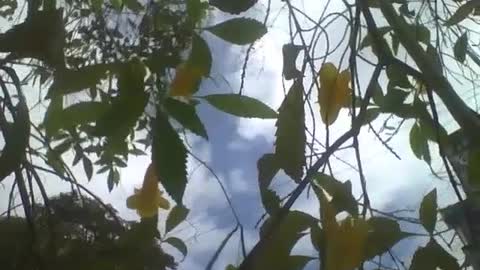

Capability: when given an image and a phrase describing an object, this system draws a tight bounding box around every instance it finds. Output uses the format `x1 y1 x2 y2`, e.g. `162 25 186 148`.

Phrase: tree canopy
1 0 480 269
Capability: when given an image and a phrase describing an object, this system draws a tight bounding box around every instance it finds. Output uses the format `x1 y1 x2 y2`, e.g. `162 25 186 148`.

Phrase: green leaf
202 94 277 118
454 33 468 63
258 211 316 269
83 157 93 181
91 0 103 11
257 153 279 189
313 173 358 216
386 64 412 89
365 217 410 260
164 237 188 257
361 108 380 126
359 26 392 50
47 64 114 98
164 98 208 139
372 82 384 106
225 265 238 270
111 0 123 10
310 224 324 252
426 45 443 74
209 0 257 14
419 189 437 235
468 149 480 188
391 33 400 55
207 18 267 45
275 81 306 182
188 34 212 77
261 189 280 215
409 122 431 163
285 256 314 270
165 205 189 234
107 168 119 192
124 0 143 11
152 112 188 204
282 43 303 80
445 1 478 26
410 240 459 270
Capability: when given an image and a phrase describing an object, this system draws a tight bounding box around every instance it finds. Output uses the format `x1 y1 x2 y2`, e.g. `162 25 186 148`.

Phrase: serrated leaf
419 189 437 235
164 98 208 139
275 81 306 182
209 0 257 14
365 217 410 259
165 237 188 257
445 1 478 26
410 239 459 270
203 94 278 118
282 43 303 80
318 63 351 125
313 173 358 216
165 205 189 234
152 112 188 204
257 211 316 269
207 18 267 45
454 33 468 63
83 157 93 181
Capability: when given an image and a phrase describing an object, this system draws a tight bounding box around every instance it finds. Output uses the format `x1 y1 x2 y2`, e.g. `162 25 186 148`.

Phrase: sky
0 0 476 269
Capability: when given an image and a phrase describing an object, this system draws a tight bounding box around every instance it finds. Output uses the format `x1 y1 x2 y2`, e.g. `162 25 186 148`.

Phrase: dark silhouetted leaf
83 157 93 181
468 149 480 188
188 33 212 77
209 0 257 14
257 153 279 189
386 64 412 89
152 112 188 204
165 98 208 139
261 189 280 215
445 1 477 26
360 26 391 50
275 81 306 182
361 108 380 126
313 173 358 216
165 205 189 234
282 44 303 80
165 237 188 257
365 217 410 260
419 189 437 235
410 122 431 163
207 18 267 45
203 94 277 118
454 33 468 63
310 224 324 252
410 239 459 270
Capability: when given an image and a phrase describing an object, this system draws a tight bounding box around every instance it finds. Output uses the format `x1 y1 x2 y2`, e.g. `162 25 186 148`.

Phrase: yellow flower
126 163 170 218
318 63 351 126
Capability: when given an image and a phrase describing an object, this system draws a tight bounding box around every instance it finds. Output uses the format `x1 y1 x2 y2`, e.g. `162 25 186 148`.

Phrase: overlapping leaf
275 81 306 182
419 189 437 235
164 98 208 139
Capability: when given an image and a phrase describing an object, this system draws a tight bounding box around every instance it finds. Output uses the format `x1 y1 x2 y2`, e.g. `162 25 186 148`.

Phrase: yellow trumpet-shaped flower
126 163 170 218
318 63 351 126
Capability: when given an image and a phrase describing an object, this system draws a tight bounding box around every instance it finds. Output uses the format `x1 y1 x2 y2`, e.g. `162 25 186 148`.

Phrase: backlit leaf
257 153 279 189
164 237 188 257
275 81 306 182
282 43 304 80
365 217 410 259
188 33 212 76
445 1 478 26
209 0 257 14
409 122 431 163
165 205 189 234
419 189 437 235
318 63 351 125
203 94 278 118
164 98 208 139
410 239 459 270
207 18 267 45
314 173 358 216
152 112 188 204
454 33 468 63
83 157 93 181
169 63 202 97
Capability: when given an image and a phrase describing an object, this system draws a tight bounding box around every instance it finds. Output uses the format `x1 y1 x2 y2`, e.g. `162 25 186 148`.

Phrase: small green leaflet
164 98 208 139
83 157 93 181
275 81 306 182
206 18 267 45
202 94 278 118
454 33 468 63
164 237 188 258
165 205 190 234
152 112 188 204
419 189 437 235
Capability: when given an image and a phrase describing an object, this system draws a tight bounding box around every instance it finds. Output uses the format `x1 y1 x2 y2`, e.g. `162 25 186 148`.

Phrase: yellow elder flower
318 63 351 126
169 63 203 97
126 163 170 218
